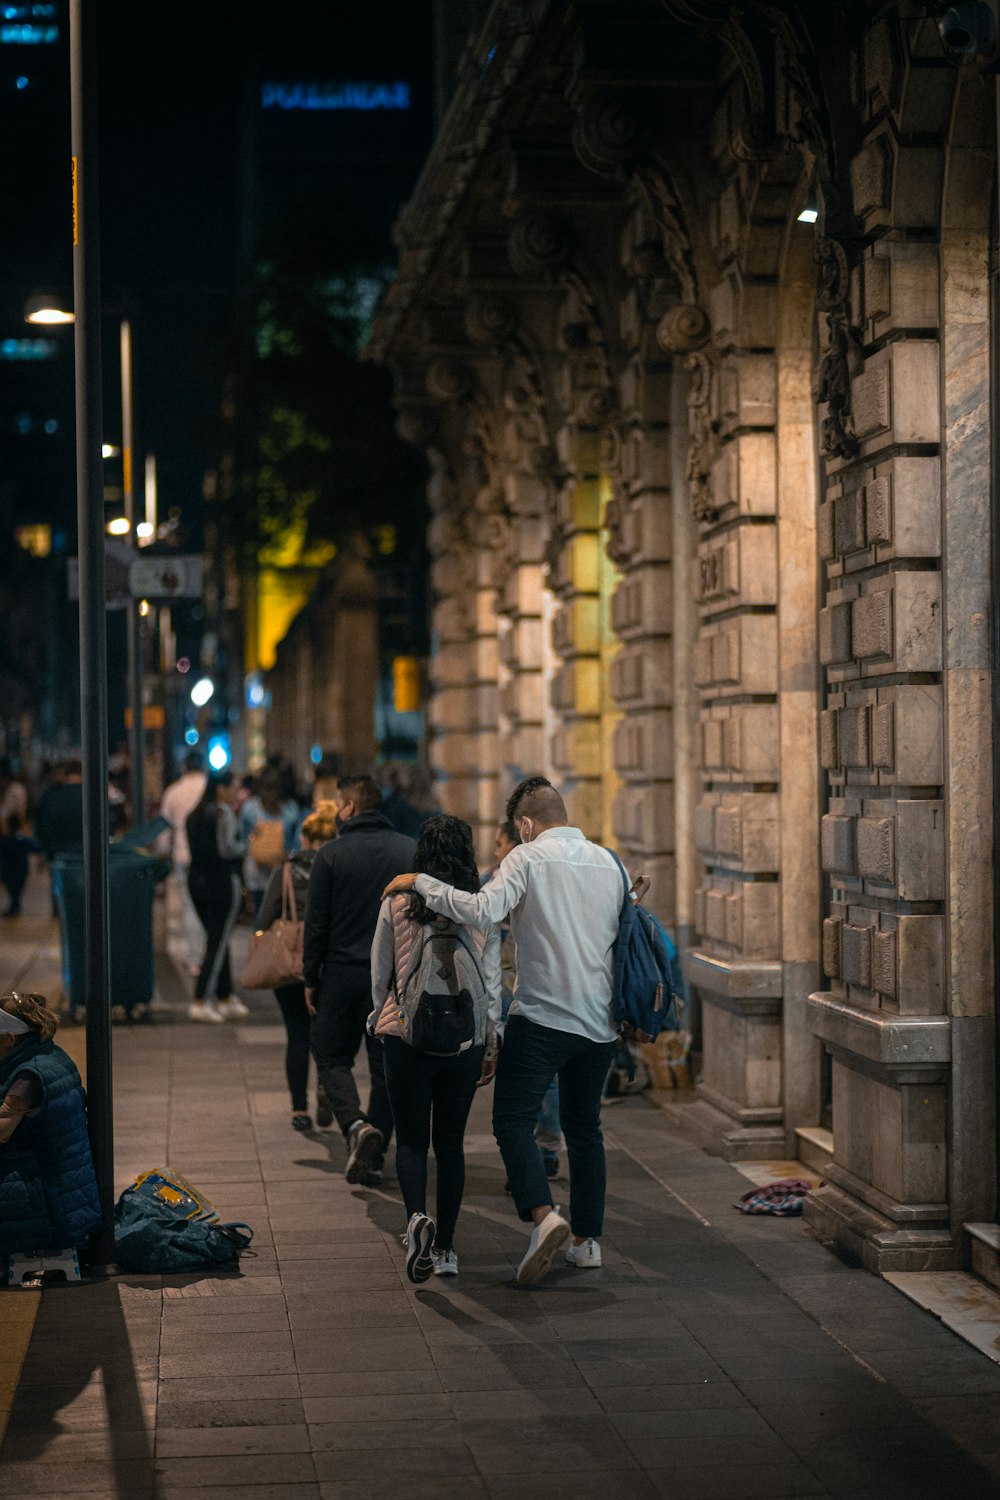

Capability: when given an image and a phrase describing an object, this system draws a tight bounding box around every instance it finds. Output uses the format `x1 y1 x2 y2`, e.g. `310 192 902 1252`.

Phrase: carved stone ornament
685 350 718 524
576 386 618 427
815 237 861 461
508 211 572 278
394 403 434 447
425 357 473 404
572 91 650 177
604 491 630 566
464 294 516 347
656 302 712 355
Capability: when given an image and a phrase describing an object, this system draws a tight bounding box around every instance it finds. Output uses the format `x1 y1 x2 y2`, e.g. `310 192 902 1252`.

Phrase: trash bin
53 833 168 1015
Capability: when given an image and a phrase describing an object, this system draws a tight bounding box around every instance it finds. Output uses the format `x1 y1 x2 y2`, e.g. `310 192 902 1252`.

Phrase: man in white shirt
160 752 208 973
383 775 626 1286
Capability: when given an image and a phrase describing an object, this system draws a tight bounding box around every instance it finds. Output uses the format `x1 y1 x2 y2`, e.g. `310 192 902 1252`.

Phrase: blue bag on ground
608 851 680 1042
114 1171 253 1273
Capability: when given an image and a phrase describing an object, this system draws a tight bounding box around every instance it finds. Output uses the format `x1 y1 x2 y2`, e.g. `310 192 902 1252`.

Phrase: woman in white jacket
370 815 501 1283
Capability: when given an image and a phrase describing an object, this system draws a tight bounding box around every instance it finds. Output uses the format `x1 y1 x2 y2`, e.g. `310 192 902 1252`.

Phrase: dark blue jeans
494 1016 615 1240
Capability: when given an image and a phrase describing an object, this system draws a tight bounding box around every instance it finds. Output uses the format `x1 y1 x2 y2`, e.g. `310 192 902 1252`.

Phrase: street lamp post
120 319 145 824
70 0 115 1268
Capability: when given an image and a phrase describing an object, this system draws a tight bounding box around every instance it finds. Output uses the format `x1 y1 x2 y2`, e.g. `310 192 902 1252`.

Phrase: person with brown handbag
243 803 338 1131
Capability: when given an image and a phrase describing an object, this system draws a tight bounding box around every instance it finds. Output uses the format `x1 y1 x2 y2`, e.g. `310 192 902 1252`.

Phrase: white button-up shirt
414 826 625 1044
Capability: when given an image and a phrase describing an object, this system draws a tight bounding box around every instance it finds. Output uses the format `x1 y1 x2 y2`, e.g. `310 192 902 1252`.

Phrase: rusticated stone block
823 917 843 980
712 628 741 685
897 914 945 1014
820 601 853 666
874 455 940 559
613 709 673 779
714 805 741 859
550 658 599 715
704 886 728 943
693 638 714 688
619 490 672 564
820 709 840 770
836 491 867 555
842 924 873 989
873 928 897 998
892 684 943 785
896 799 945 901
702 717 726 770
851 363 890 441
865 477 892 545
821 814 857 877
857 815 895 883
818 501 836 561
724 889 743 949
552 598 599 657
871 702 894 769
741 882 780 958
693 800 717 855
839 707 870 768
551 718 601 775
852 591 893 660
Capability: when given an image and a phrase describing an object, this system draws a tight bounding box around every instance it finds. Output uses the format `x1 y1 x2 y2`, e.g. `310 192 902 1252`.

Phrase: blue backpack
608 851 681 1042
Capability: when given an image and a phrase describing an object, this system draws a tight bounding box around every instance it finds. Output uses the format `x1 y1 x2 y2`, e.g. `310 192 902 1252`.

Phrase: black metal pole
121 319 145 826
71 0 115 1267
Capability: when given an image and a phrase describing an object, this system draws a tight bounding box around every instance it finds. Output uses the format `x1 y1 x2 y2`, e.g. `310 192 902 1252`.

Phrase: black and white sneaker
405 1213 436 1283
345 1121 382 1184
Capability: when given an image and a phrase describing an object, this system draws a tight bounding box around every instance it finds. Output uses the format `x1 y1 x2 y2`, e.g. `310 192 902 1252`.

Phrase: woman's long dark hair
192 770 233 815
406 814 480 923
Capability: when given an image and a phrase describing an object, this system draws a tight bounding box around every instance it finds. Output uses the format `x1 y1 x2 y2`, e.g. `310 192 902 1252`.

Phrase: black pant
0 839 28 915
275 983 311 1112
189 872 242 1001
383 1036 483 1251
309 963 393 1151
494 1016 615 1240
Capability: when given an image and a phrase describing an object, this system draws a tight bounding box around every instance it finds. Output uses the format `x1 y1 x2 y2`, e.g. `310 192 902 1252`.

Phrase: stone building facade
370 0 999 1276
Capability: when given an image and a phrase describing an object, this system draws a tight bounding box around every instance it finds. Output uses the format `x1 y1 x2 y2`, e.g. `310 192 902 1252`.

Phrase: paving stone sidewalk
2 957 1000 1498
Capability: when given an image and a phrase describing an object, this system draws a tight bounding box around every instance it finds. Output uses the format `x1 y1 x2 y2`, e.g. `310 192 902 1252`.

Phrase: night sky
2 0 434 534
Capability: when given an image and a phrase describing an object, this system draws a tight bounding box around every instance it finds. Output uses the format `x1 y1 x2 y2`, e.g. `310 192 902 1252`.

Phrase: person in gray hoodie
369 815 501 1283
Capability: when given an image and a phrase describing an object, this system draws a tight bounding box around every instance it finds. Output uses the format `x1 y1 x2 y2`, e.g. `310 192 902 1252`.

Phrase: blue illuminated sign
0 337 55 360
1 6 57 42
261 80 410 112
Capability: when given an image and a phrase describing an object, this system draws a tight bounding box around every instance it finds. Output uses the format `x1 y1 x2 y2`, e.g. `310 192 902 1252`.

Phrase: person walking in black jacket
303 774 415 1184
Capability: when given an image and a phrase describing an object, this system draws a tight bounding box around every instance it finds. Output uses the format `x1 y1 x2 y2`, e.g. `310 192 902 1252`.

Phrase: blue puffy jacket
0 1041 101 1256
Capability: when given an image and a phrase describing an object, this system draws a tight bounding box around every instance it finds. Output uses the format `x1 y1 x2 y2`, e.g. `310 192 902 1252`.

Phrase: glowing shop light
310 744 323 765
135 521 154 540
797 206 818 224
106 516 130 536
190 677 215 707
101 443 119 458
184 727 200 747
207 736 230 771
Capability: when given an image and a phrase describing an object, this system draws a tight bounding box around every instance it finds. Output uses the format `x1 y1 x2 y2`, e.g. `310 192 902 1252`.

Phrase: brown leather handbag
239 863 304 989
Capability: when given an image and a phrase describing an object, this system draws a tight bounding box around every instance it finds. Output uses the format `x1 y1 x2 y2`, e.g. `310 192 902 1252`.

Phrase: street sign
130 554 203 600
67 539 133 609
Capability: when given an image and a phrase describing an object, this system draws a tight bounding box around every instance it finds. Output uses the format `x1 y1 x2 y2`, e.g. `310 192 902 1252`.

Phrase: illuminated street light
135 520 154 540
106 516 130 536
24 294 75 325
101 443 119 458
190 676 215 707
208 736 230 771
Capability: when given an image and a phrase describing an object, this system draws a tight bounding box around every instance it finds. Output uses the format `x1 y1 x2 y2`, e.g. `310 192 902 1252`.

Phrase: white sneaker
216 996 250 1020
188 1000 225 1024
405 1213 436 1284
565 1238 602 1269
516 1209 570 1286
432 1248 459 1277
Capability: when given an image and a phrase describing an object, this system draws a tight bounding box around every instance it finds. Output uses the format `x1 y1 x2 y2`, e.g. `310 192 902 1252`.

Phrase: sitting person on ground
370 814 501 1282
257 801 338 1132
490 818 562 1185
384 776 628 1287
0 990 101 1271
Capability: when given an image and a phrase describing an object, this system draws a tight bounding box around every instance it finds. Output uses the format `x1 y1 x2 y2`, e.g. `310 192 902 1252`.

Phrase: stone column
606 348 676 921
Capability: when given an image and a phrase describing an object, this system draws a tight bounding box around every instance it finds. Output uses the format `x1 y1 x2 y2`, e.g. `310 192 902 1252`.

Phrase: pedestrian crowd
1 746 654 1292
